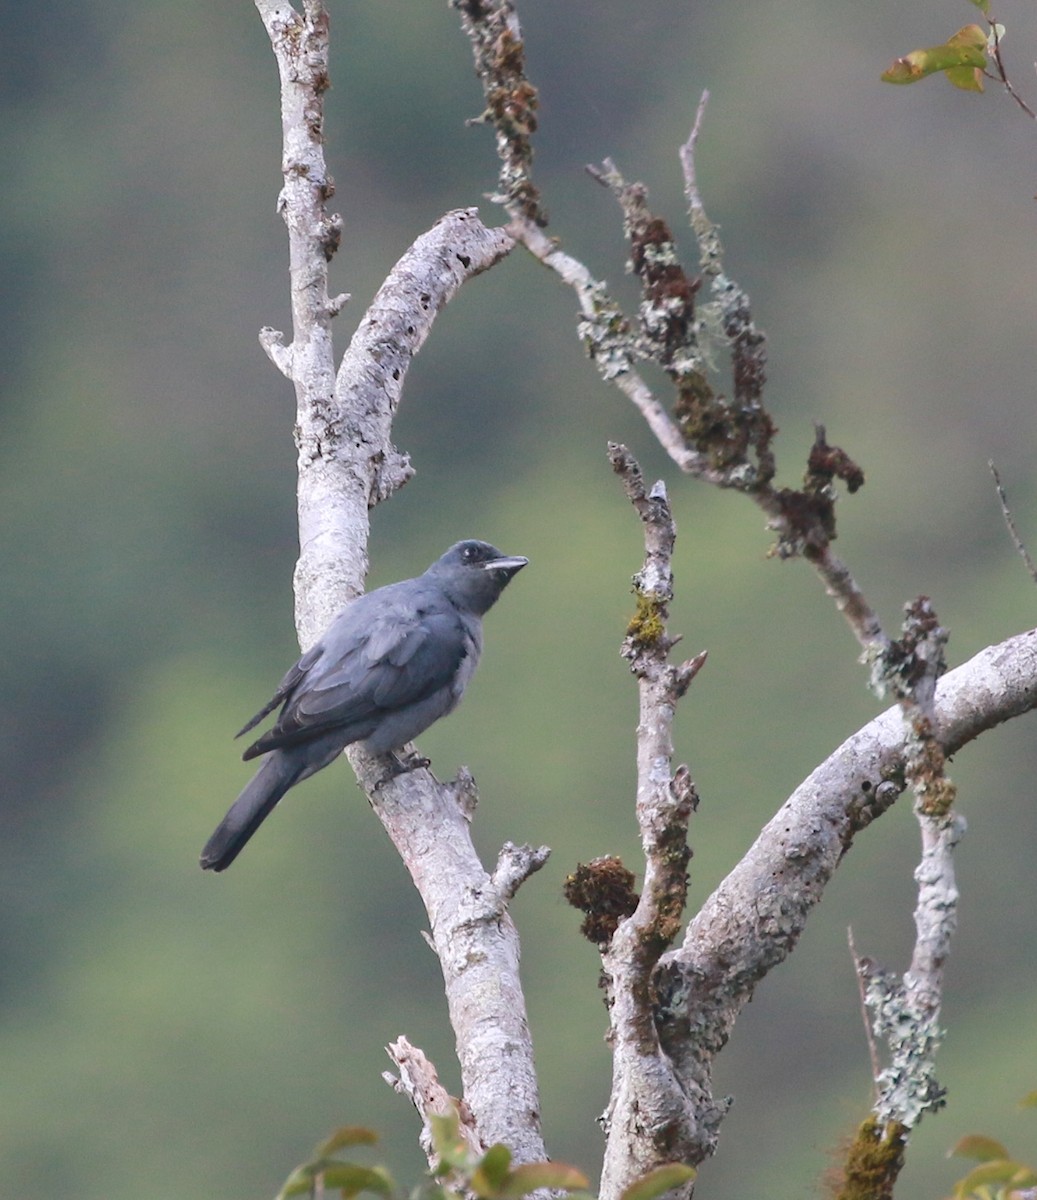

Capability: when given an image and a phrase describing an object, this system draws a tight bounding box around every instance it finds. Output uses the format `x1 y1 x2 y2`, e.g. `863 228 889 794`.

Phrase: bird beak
483 554 528 577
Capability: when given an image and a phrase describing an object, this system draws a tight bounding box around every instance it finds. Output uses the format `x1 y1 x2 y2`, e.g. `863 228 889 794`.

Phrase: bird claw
393 749 431 773
372 749 431 788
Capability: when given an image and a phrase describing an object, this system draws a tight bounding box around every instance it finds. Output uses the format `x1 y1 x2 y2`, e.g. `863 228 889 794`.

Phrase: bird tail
200 752 303 872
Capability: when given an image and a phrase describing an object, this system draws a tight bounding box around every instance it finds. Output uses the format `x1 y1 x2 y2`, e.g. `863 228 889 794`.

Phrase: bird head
431 540 528 614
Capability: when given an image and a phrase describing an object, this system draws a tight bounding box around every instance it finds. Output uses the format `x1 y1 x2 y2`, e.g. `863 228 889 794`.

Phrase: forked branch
255 0 544 1166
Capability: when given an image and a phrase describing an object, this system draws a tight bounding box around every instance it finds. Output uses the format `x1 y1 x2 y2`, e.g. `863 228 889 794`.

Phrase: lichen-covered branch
519 96 882 659
830 600 963 1190
255 0 544 1167
590 153 776 489
592 445 707 1200
592 130 889 659
652 626 1037 1164
678 109 891 658
585 162 703 380
451 0 545 225
459 35 884 656
450 0 733 485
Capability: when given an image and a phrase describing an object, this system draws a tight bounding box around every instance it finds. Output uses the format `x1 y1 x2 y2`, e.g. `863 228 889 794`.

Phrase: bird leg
373 748 432 787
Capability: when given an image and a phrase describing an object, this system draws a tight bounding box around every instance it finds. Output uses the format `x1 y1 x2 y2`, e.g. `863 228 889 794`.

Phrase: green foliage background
3 1 1037 1197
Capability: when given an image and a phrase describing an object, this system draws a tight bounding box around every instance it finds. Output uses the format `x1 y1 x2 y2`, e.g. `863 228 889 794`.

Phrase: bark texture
256 0 548 1167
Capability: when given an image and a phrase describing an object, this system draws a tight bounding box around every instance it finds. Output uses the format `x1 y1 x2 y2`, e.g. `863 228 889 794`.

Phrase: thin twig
680 96 707 200
984 19 1037 120
990 459 1037 583
848 927 882 1098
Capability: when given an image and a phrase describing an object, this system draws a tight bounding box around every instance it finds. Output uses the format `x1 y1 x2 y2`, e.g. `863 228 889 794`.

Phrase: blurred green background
4 1 1037 1196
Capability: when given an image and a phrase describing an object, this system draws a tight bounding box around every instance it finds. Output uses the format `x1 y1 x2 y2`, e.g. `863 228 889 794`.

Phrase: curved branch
654 627 1037 1160
296 208 514 649
256 1 538 1165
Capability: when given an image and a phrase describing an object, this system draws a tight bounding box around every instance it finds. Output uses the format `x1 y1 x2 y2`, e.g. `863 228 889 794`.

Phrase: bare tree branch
848 927 882 1095
654 626 1037 1163
990 459 1037 584
596 445 706 1200
255 0 544 1166
384 1037 482 1169
808 540 888 655
351 749 550 1163
451 0 545 225
297 207 514 648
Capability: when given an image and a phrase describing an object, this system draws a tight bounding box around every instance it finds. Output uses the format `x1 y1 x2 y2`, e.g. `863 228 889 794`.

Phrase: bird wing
241 591 473 758
235 644 323 739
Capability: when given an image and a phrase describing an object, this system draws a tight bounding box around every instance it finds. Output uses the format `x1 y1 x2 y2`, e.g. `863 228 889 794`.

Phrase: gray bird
200 540 528 872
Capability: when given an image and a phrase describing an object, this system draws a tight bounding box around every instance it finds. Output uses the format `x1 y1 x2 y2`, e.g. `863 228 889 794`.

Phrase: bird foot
393 749 431 773
373 749 431 788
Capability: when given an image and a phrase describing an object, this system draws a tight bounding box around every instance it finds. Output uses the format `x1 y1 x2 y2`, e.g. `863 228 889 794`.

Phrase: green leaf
944 64 985 93
953 1161 1037 1197
276 1165 315 1200
496 1162 590 1198
881 25 987 89
321 1163 395 1195
950 1134 1012 1162
969 0 990 12
277 1160 395 1200
315 1127 380 1157
1018 1090 1037 1109
429 1111 472 1173
619 1163 698 1200
429 1111 461 1150
471 1145 513 1196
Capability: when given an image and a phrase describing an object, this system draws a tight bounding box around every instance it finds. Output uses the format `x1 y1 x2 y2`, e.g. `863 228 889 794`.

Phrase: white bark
356 747 551 1164
256 0 546 1167
653 628 1037 1160
384 1036 484 1165
251 0 1037 1190
597 446 706 1200
855 600 961 1132
296 208 513 649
